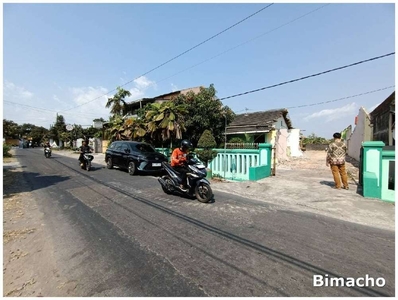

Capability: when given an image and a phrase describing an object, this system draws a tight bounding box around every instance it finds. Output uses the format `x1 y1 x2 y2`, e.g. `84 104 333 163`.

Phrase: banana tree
123 117 147 141
106 116 124 141
145 101 187 147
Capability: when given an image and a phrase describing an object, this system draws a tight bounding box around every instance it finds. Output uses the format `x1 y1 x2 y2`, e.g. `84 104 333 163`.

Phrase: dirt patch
3 152 76 296
211 150 394 231
277 151 359 171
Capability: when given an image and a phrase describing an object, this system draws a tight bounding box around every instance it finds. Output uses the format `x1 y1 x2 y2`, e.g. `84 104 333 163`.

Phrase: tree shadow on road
3 168 70 196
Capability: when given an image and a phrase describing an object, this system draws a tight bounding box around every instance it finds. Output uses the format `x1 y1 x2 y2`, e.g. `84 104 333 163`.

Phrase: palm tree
105 87 131 116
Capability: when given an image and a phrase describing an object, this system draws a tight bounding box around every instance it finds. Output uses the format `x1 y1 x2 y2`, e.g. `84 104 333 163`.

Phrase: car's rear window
135 144 156 153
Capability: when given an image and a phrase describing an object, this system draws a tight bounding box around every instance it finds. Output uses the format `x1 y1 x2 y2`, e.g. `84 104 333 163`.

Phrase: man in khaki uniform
326 132 349 190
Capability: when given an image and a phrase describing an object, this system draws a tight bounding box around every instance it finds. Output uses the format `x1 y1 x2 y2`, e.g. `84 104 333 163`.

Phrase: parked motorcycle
158 153 213 203
44 147 51 158
80 153 94 171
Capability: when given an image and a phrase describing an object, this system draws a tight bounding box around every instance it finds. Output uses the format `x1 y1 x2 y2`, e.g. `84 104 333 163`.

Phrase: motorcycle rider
78 140 92 166
43 141 51 154
171 139 193 191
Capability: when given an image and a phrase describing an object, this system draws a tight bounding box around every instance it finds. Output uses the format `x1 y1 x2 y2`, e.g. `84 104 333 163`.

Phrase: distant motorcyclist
43 141 51 157
43 141 51 152
171 139 193 191
79 141 92 166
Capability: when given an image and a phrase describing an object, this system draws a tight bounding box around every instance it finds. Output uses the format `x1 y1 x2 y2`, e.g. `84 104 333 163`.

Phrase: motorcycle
158 153 213 203
80 152 94 171
44 147 51 158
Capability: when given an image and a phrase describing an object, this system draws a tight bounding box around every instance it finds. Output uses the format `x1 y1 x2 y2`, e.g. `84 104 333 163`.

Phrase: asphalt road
13 148 395 296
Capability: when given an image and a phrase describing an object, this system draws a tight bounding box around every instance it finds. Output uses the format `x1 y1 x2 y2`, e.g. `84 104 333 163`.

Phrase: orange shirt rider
171 147 189 167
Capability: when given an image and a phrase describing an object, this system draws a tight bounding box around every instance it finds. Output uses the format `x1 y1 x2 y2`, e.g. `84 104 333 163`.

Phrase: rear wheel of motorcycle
162 176 173 194
195 183 213 203
106 157 113 169
128 161 136 176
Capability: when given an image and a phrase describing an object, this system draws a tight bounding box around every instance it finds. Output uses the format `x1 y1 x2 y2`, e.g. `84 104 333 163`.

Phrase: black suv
105 141 168 175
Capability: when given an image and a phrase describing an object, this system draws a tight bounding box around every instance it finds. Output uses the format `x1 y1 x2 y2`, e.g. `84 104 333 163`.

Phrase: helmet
180 139 193 150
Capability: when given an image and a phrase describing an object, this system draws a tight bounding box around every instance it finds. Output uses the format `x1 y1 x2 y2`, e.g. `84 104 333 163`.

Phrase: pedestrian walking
326 132 349 190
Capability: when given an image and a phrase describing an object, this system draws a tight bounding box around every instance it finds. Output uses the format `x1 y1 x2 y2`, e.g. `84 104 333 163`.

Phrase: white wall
274 117 289 130
287 129 303 157
275 128 303 160
347 107 372 161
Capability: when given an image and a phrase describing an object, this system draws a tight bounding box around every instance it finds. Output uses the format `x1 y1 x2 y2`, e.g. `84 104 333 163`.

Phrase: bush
196 130 218 167
229 137 245 143
3 143 12 157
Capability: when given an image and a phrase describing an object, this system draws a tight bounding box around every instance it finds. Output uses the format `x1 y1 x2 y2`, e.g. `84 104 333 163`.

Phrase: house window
254 134 265 143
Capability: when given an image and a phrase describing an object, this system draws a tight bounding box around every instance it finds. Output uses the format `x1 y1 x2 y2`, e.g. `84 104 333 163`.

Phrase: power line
4 100 108 118
61 4 274 113
156 3 330 84
219 52 395 101
286 85 395 109
236 85 395 112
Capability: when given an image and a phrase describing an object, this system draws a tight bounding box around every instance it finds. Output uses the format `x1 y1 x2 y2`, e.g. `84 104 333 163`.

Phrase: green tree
105 87 131 116
145 101 187 147
196 130 218 167
105 115 125 141
302 133 332 145
3 119 20 139
173 84 235 147
126 117 148 141
49 114 67 145
3 143 12 157
29 125 49 145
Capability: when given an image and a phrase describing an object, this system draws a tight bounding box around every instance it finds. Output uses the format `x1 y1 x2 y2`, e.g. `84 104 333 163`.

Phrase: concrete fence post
362 141 385 199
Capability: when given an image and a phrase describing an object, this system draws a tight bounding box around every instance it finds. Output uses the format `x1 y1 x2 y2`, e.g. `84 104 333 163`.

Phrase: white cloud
127 87 145 100
304 103 357 123
53 94 64 105
53 82 63 90
4 81 34 99
171 83 178 92
2 80 51 127
134 76 155 90
62 86 110 125
3 76 157 129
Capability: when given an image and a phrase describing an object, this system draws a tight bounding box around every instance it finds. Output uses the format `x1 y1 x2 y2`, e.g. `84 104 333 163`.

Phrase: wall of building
275 129 289 161
347 107 372 161
275 117 289 130
287 129 303 157
372 111 393 146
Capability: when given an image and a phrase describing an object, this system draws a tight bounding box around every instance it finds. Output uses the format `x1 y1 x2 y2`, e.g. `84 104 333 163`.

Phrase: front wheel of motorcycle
195 182 213 203
86 161 91 171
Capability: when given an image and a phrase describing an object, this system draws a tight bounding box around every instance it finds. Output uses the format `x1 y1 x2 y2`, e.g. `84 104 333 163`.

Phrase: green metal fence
156 143 273 181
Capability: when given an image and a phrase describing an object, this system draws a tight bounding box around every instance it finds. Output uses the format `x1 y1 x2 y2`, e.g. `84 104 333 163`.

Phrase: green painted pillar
362 141 385 199
258 143 272 177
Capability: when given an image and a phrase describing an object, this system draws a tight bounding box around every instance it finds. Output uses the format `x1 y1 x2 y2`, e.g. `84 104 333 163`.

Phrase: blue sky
3 2 395 138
